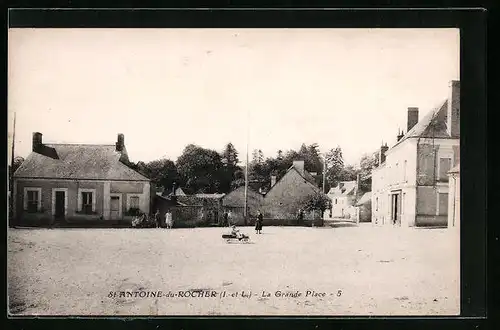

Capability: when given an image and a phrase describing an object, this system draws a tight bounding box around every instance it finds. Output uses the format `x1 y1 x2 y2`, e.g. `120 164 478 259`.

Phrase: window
24 187 42 213
78 188 96 214
82 192 93 214
439 158 452 181
335 199 337 205
27 190 40 213
129 196 140 209
438 193 448 216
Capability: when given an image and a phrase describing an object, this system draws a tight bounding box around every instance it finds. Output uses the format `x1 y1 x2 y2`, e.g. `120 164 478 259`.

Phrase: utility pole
10 112 16 221
322 152 327 194
243 111 249 225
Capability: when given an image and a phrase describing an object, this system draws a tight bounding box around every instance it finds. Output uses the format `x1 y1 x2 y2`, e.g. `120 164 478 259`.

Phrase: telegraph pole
243 111 249 225
322 152 327 194
10 112 16 221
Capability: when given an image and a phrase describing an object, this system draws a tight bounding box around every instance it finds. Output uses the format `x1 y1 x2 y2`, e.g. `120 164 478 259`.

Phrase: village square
7 28 460 316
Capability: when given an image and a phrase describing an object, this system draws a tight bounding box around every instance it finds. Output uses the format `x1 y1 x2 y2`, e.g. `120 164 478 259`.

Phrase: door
391 192 402 226
110 196 121 220
55 191 66 219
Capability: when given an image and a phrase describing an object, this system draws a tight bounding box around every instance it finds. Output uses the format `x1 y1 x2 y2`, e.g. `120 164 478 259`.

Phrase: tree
325 146 344 187
251 149 264 164
300 192 331 218
221 143 239 167
358 152 379 192
338 164 359 182
144 159 181 192
276 150 284 160
176 144 224 193
11 156 24 174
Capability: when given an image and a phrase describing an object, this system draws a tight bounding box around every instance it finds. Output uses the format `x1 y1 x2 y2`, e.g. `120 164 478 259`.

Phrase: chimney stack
116 133 125 152
379 143 389 165
407 107 419 132
396 129 404 142
32 132 43 152
292 160 305 175
447 80 460 138
270 175 277 187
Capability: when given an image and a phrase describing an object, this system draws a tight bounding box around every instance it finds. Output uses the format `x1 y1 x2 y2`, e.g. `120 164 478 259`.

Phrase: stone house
221 186 265 225
371 80 460 227
355 191 372 222
260 160 323 224
12 132 151 225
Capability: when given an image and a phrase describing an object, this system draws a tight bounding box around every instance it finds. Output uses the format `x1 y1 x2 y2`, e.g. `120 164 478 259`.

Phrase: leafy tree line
7 144 381 196
124 142 381 196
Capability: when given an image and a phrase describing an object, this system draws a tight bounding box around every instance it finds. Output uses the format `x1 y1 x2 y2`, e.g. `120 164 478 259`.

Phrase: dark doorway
391 192 402 226
55 191 66 220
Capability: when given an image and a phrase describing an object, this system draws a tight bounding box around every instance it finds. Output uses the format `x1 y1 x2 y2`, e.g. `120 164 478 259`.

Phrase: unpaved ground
7 224 460 316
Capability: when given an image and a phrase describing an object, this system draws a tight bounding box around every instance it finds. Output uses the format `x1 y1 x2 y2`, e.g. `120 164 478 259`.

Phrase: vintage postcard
7 28 460 316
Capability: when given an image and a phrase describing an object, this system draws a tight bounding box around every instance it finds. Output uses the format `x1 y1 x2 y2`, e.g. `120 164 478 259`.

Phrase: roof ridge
45 143 116 146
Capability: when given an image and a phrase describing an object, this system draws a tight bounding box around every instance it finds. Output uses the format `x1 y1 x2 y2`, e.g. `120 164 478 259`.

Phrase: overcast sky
8 28 459 166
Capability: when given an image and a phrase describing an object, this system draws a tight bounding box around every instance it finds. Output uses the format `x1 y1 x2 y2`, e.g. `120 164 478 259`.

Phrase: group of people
153 209 173 229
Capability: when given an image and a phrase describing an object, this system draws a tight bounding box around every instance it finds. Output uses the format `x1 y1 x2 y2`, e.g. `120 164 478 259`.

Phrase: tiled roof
392 100 451 148
286 163 317 186
328 181 357 196
14 144 149 181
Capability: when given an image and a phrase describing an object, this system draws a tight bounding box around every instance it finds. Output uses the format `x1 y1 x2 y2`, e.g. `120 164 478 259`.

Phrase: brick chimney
116 133 125 152
407 107 419 132
32 132 43 152
270 175 277 187
292 160 305 175
447 80 460 138
379 143 389 165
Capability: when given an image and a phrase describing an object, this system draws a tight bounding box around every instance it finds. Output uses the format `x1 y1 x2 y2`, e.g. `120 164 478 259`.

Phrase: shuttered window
438 193 448 216
27 190 39 213
439 158 452 181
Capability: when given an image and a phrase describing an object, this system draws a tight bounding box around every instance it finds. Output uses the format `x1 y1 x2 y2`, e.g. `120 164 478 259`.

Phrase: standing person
154 209 161 228
223 211 229 227
227 210 232 227
298 208 304 225
164 210 170 229
255 211 263 234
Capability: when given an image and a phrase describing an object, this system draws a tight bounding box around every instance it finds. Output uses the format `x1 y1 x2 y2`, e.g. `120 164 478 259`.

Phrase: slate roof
327 181 357 196
392 100 451 149
14 144 149 181
355 192 372 206
286 163 317 186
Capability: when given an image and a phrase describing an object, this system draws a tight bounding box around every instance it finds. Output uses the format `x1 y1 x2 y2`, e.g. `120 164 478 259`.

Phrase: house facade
355 191 372 222
221 186 264 225
261 160 323 224
13 133 151 225
372 80 460 227
323 181 358 219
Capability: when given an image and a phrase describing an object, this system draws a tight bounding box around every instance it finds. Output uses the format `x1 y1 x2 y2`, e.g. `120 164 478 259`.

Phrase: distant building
355 191 372 222
324 181 358 219
261 160 323 223
371 80 460 227
13 133 151 225
222 186 264 225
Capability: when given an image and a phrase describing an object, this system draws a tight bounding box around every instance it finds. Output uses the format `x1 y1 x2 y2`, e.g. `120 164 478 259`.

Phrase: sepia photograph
7 28 460 316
